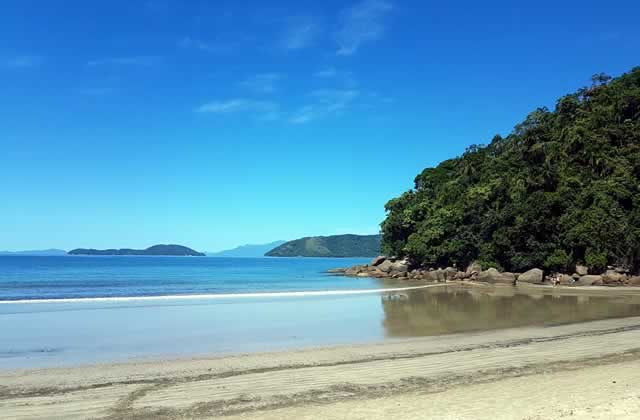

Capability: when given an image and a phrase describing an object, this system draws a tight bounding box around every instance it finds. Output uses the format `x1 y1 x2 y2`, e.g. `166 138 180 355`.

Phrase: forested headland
381 68 640 274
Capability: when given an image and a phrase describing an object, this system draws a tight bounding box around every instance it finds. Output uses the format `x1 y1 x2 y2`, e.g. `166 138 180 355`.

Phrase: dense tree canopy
381 67 640 274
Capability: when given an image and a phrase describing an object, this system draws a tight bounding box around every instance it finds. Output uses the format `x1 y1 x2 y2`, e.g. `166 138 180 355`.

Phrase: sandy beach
3 312 640 419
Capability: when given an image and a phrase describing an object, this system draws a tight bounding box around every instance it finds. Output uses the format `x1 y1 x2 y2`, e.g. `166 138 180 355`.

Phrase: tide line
0 284 445 305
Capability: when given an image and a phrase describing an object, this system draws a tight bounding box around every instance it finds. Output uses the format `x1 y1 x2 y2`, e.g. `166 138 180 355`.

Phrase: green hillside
265 234 381 257
382 68 640 274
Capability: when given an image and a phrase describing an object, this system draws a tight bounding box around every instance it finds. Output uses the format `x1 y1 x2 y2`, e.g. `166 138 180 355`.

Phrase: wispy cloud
290 89 359 124
87 56 158 67
5 55 44 69
196 99 280 121
336 0 393 56
239 73 282 94
177 37 229 53
280 16 320 50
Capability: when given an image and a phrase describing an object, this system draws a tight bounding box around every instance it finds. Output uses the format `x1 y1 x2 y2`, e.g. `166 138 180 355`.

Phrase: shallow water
3 257 640 369
3 284 640 369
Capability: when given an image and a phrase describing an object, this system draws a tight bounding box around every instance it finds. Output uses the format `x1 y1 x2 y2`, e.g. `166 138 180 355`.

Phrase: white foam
0 284 444 305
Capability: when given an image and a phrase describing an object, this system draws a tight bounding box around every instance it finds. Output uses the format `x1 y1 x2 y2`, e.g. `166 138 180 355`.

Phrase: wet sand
3 313 640 419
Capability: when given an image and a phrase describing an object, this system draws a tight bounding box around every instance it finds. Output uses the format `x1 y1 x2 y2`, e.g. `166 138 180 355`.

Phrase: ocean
3 256 640 369
0 256 377 301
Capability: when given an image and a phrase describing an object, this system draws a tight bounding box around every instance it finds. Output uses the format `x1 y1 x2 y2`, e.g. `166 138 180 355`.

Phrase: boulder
577 275 603 286
424 271 439 282
356 272 371 278
603 270 625 284
327 268 346 274
500 272 517 284
377 260 394 273
390 260 410 273
576 265 589 276
370 256 387 267
627 276 640 286
444 267 458 280
518 268 544 284
478 268 515 284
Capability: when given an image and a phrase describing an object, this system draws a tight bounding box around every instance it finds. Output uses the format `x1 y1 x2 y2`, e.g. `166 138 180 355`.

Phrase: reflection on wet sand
381 284 640 337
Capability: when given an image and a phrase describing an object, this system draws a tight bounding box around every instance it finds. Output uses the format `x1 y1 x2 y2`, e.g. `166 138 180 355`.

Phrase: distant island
265 234 381 257
207 241 287 258
0 249 67 256
68 244 205 256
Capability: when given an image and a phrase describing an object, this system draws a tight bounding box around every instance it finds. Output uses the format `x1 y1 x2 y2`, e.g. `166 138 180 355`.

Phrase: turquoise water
0 256 374 301
0 256 392 368
4 257 640 370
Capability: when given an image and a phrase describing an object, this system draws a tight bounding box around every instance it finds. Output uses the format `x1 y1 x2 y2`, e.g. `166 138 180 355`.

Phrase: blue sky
1 0 639 252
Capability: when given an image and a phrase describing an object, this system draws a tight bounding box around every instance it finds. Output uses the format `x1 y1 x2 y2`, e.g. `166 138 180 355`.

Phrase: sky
1 0 639 252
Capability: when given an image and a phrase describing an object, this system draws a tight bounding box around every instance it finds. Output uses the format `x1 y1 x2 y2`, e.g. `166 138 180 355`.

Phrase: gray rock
577 275 603 286
377 260 394 273
603 270 625 284
444 267 458 280
390 260 410 273
501 272 517 283
518 268 544 284
478 268 515 284
576 265 589 276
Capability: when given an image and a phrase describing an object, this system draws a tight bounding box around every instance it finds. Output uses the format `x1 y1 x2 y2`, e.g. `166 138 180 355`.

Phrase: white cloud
280 16 320 50
87 56 158 67
239 73 282 94
290 89 360 124
336 0 393 56
196 99 280 121
177 37 229 53
5 55 43 68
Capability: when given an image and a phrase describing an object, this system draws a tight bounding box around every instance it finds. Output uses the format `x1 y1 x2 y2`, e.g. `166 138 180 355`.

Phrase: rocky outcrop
518 268 544 284
332 256 639 288
577 275 603 286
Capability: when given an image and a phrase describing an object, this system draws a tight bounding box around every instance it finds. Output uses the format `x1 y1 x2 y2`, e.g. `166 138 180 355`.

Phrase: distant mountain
207 241 287 257
265 234 381 258
68 244 205 256
0 249 67 256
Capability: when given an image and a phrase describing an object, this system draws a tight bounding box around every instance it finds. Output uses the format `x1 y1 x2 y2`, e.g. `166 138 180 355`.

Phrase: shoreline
4 315 640 419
